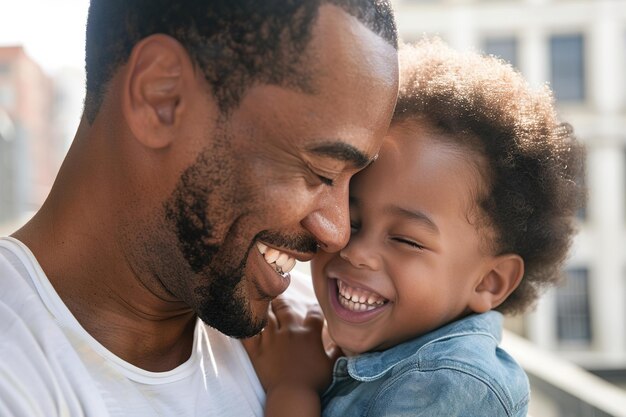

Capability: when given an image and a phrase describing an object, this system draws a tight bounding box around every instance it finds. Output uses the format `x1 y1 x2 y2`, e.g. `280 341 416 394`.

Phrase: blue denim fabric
322 311 529 417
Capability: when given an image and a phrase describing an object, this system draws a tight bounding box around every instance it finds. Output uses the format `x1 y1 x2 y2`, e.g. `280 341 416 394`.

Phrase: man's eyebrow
385 205 440 234
306 142 373 169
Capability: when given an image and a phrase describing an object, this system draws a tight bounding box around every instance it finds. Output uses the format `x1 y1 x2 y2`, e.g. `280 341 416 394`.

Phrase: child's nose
338 235 381 271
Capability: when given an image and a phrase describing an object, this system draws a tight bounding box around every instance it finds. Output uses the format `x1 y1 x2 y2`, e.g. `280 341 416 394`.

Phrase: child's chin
332 333 374 357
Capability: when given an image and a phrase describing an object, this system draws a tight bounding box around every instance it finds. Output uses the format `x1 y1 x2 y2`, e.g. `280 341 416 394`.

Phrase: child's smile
326 277 391 324
337 279 388 311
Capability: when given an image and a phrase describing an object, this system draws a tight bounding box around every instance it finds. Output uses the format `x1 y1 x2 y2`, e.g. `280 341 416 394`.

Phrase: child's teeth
337 279 388 312
343 284 353 300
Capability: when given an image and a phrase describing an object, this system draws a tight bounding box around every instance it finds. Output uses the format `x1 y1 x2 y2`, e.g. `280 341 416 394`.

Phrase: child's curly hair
395 39 586 315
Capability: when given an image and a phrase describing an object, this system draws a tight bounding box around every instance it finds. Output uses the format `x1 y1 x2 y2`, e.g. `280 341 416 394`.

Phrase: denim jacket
321 311 529 417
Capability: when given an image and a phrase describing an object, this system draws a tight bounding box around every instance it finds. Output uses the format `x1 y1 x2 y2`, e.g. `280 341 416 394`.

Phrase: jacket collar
338 311 503 381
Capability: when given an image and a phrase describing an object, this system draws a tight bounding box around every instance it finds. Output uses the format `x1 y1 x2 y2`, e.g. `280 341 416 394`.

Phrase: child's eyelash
392 237 424 250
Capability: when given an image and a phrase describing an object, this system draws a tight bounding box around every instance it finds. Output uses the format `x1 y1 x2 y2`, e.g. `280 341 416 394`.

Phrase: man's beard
256 230 319 254
194 258 265 339
163 141 266 338
187 228 318 339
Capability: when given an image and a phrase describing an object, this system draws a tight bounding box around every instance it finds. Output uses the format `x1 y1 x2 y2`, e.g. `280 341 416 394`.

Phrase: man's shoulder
0 237 111 417
0 237 40 312
0 273 108 417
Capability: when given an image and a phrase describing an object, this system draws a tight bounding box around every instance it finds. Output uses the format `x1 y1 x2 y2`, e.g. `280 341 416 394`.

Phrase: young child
244 39 585 417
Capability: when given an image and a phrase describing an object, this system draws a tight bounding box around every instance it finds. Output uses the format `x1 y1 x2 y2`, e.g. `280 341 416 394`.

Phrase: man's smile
247 241 305 300
255 242 297 276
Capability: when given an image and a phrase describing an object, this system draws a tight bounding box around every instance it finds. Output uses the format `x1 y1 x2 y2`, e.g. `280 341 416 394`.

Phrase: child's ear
469 254 524 313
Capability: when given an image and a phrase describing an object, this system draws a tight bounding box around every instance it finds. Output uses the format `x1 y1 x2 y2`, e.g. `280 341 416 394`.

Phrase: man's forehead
310 4 398 88
305 142 374 169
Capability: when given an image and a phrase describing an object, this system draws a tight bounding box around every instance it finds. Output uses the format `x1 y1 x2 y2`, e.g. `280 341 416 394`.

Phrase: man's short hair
84 0 398 122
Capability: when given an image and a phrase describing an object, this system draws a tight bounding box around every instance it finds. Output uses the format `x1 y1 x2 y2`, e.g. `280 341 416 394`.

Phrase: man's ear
121 34 193 149
469 254 524 313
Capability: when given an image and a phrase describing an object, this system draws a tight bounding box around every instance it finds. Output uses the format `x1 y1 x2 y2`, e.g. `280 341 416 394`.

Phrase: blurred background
1 0 625 416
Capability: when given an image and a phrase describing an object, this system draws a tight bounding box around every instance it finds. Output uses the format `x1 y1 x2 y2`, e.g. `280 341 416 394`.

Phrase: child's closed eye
391 237 424 250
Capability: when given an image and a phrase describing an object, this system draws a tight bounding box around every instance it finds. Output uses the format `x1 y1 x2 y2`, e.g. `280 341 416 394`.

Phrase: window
550 34 585 102
556 268 592 344
0 62 10 76
483 36 518 68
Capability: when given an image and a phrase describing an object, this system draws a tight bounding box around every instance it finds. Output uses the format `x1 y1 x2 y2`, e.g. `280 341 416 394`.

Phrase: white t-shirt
0 236 313 417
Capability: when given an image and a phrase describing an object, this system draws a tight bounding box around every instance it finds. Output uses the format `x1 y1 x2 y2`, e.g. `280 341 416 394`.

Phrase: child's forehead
354 126 492 224
383 122 473 168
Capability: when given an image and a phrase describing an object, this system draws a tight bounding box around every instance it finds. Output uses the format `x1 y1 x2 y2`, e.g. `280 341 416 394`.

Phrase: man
0 1 398 416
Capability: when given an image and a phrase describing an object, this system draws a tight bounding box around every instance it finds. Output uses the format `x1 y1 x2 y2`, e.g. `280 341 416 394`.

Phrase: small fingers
270 298 299 329
261 305 277 333
302 304 325 332
326 341 344 362
243 306 277 350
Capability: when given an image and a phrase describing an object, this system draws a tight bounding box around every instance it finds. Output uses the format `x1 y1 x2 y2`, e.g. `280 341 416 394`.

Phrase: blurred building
391 0 626 413
52 66 85 153
0 46 60 226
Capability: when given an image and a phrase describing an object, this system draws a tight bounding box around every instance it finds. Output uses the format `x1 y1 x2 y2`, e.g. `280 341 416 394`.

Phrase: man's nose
300 189 350 253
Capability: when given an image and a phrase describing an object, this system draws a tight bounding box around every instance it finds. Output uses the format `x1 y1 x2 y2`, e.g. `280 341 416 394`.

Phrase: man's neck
13 126 199 371
15 208 199 371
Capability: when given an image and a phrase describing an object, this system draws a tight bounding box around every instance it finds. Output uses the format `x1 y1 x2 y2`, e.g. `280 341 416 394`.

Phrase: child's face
311 123 497 356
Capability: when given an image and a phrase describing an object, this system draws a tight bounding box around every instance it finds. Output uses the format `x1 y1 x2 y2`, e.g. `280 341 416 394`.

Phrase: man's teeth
255 242 296 275
337 280 387 312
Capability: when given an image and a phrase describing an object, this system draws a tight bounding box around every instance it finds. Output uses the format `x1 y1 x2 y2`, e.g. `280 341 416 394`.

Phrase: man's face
158 6 398 338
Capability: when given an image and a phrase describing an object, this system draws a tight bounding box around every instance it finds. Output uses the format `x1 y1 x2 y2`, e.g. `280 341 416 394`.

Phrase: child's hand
242 297 340 397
